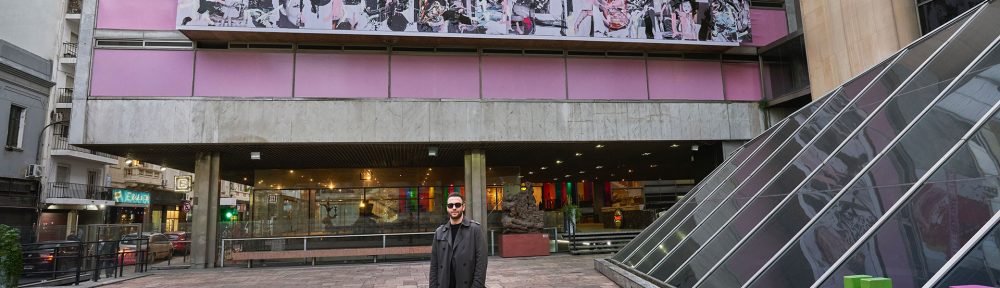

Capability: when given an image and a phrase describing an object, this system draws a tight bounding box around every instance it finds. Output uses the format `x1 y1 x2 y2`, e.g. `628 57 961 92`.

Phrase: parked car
119 232 173 264
164 231 190 255
21 240 81 275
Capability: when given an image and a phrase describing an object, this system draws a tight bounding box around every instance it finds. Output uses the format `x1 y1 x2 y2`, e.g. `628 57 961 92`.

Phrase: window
6 105 26 149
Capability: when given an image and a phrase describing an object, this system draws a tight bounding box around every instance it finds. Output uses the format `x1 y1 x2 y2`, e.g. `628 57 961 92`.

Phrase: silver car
119 232 173 261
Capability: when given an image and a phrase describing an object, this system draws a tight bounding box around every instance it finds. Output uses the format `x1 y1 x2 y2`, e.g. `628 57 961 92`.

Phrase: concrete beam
82 100 764 145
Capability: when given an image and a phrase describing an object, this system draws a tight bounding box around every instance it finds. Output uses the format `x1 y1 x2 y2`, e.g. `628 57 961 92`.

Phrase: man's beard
450 211 463 221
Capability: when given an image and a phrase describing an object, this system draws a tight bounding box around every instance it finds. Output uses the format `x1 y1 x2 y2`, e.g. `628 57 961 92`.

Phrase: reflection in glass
747 11 1000 287
698 8 986 288
933 215 1000 287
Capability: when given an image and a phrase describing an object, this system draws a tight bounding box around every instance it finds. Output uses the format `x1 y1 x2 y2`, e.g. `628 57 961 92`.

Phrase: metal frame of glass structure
605 2 1000 287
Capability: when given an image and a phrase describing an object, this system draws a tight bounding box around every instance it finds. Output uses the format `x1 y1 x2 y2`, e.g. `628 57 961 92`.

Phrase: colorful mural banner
177 0 751 43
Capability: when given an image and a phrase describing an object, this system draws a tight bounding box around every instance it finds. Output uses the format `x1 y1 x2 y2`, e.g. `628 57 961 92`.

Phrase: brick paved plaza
102 254 617 288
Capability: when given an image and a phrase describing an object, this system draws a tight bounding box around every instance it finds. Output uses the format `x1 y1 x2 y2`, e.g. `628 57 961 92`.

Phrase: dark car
164 231 190 255
21 240 82 275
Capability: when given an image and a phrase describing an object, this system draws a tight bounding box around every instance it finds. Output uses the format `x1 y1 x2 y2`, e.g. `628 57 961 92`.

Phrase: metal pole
220 239 225 268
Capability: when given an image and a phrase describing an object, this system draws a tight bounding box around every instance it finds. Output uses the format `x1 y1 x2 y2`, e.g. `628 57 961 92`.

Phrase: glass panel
918 0 986 34
699 9 984 288
748 10 1000 287
933 213 1000 287
817 46 1000 288
611 125 780 261
621 99 826 267
634 90 847 273
651 51 899 284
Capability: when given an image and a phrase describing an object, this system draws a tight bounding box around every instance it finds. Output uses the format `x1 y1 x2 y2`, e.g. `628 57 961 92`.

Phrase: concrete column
191 152 220 269
721 141 745 161
464 150 487 234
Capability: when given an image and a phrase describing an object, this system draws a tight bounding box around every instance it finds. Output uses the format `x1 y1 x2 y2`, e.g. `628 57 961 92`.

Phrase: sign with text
175 175 193 192
177 0 751 45
113 189 151 205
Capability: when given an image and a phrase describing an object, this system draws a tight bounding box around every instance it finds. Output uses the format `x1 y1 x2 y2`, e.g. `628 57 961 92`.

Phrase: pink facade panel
193 50 294 98
723 62 762 101
90 49 194 97
390 55 480 99
647 60 724 101
746 8 789 47
482 56 566 100
566 58 647 100
96 0 178 30
295 53 389 98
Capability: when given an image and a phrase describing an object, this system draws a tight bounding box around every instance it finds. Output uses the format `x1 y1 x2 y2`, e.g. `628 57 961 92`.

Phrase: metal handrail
57 88 73 103
51 136 118 159
62 42 77 58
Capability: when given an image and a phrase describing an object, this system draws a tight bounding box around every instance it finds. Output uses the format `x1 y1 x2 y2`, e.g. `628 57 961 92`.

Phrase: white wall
0 0 68 60
50 156 108 186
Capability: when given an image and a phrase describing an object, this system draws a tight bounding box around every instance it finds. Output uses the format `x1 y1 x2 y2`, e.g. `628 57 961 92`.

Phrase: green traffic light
225 211 234 218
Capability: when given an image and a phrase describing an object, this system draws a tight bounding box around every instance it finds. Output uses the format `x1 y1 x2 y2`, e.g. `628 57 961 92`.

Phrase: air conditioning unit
25 164 43 178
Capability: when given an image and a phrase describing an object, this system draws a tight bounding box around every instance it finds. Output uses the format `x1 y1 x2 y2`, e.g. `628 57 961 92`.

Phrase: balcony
51 136 119 165
57 88 73 105
124 166 164 188
45 182 114 206
62 42 77 58
66 0 81 14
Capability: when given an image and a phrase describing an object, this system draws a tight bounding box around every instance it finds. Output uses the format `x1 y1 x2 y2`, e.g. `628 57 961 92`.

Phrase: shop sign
181 200 191 212
175 175 192 192
268 194 278 204
113 189 150 205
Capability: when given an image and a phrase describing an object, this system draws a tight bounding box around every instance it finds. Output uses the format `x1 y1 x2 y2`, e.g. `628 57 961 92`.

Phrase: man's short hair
447 193 464 202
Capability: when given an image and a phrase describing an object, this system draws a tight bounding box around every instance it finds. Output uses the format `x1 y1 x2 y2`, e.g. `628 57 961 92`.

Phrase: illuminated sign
175 175 193 192
177 0 751 45
113 189 150 205
613 209 623 228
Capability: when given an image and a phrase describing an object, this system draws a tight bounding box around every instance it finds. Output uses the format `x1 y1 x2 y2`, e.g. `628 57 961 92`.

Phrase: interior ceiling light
595 144 604 148
650 164 659 168
250 151 261 160
555 160 563 164
540 166 548 170
579 171 585 174
575 152 583 157
528 171 534 175
642 152 652 156
670 144 680 148
595 165 603 169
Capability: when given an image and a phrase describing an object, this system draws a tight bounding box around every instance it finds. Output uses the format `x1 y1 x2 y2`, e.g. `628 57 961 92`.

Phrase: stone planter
499 233 551 258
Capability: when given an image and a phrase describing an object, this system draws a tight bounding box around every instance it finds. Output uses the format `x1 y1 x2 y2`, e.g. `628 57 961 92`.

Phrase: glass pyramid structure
604 1 1000 287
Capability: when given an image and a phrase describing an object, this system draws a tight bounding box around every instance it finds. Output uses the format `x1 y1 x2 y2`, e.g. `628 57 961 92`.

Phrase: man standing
430 193 488 288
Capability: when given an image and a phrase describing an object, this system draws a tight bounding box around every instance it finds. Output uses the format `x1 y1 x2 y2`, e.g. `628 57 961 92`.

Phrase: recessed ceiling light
642 152 652 156
650 164 658 168
575 152 583 157
595 166 603 169
628 169 634 173
528 171 534 175
553 178 558 181
564 175 571 178
541 166 548 170
555 160 563 164
670 144 680 148
595 144 604 148
579 171 585 174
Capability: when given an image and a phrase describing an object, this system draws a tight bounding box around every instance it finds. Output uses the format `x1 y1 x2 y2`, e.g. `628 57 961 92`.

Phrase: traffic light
220 206 238 222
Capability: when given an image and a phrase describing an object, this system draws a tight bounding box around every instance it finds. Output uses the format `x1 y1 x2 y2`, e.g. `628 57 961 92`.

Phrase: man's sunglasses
447 203 463 209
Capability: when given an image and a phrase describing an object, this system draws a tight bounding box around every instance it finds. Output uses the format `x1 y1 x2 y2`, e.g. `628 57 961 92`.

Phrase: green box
844 275 873 288
860 277 892 288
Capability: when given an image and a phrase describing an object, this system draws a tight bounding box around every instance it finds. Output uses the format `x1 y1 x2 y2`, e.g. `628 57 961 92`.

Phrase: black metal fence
46 182 113 201
20 238 150 286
